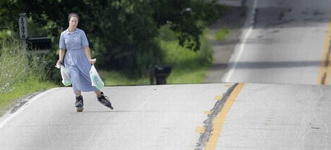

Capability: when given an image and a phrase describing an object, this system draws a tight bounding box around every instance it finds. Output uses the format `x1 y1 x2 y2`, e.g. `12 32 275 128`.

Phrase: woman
57 13 113 112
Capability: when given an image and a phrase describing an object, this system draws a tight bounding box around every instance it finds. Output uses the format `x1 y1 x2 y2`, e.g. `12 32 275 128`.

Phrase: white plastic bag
60 65 72 86
90 65 104 89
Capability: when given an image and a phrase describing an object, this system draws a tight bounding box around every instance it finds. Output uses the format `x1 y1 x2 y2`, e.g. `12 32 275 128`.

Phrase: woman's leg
74 90 84 112
94 90 102 96
75 90 82 96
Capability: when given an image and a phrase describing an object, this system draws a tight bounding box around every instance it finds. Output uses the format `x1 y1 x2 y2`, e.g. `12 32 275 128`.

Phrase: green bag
90 65 104 89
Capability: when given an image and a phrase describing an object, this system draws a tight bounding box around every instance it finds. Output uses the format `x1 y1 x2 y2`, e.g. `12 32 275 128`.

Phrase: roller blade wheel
99 99 113 110
97 93 114 110
76 107 84 112
75 95 84 112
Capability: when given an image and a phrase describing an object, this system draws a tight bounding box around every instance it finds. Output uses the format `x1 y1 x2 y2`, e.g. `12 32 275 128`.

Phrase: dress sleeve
81 31 89 47
59 33 66 50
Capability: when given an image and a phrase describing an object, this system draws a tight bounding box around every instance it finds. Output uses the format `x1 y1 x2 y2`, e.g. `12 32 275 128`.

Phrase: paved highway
223 0 331 85
1 0 331 149
1 83 330 149
0 84 230 149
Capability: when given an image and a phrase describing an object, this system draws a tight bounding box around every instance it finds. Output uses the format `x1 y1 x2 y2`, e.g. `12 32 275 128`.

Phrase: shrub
0 40 49 92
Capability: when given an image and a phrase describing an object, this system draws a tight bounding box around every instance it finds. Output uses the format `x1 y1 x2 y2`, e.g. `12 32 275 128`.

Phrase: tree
151 0 224 51
0 0 224 77
92 0 162 76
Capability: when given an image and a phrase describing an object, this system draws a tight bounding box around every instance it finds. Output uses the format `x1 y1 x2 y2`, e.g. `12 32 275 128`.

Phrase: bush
0 40 49 92
99 25 214 85
159 25 213 83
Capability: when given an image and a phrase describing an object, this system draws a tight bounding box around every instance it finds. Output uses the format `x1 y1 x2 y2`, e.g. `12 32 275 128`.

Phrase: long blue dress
59 28 98 92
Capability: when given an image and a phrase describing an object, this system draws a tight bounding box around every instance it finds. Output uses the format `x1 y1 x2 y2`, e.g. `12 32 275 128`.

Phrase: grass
0 79 56 112
100 71 150 86
0 40 57 113
215 28 230 41
99 27 213 85
161 39 212 84
100 66 209 86
168 68 209 84
100 40 212 85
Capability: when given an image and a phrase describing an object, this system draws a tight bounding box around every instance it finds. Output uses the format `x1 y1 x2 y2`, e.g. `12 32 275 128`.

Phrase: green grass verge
167 68 209 84
100 71 150 86
161 39 212 84
0 40 58 113
0 79 56 112
100 33 213 85
215 28 230 41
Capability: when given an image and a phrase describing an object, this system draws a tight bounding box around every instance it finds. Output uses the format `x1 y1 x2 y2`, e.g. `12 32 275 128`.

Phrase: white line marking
0 88 59 129
223 0 259 82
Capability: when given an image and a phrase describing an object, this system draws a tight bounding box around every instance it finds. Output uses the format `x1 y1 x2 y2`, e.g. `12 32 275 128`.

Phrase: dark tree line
0 0 224 77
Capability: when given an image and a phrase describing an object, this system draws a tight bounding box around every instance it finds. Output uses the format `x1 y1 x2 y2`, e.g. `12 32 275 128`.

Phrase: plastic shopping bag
90 65 104 89
60 65 72 86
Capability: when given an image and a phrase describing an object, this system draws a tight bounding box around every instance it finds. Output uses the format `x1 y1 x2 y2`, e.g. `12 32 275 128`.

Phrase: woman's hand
89 59 96 65
57 59 62 64
55 59 62 68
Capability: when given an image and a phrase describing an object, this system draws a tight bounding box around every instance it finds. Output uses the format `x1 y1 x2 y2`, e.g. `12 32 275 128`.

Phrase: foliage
101 25 213 85
0 41 28 92
215 28 230 41
0 39 56 112
0 40 50 92
93 0 163 77
151 0 226 50
0 0 225 77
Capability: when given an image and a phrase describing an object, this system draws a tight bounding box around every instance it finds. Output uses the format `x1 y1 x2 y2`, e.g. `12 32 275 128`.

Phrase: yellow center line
317 20 331 85
205 83 245 150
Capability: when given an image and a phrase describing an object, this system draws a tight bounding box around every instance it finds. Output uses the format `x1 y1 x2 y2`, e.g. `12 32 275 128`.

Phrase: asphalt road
0 84 231 150
1 0 331 149
222 0 331 85
1 83 330 149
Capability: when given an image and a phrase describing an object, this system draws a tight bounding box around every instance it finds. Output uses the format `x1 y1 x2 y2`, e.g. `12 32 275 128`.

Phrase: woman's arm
58 32 66 66
83 46 95 64
57 49 65 65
